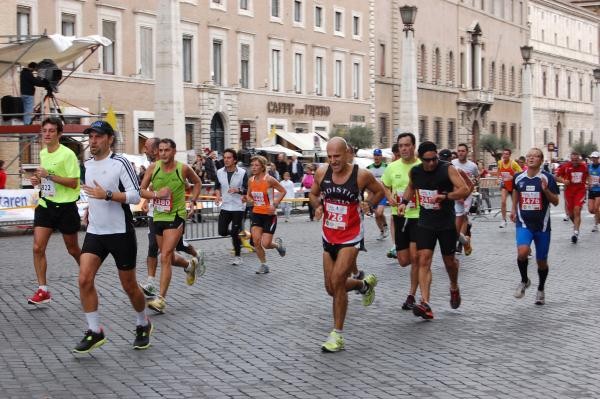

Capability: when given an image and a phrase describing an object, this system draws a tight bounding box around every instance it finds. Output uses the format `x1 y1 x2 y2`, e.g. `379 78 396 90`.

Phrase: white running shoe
232 256 242 266
514 279 531 298
256 264 270 274
499 220 507 228
535 290 545 305
592 225 598 233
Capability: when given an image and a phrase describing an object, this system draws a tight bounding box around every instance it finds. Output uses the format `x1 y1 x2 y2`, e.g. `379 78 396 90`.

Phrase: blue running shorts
516 226 551 261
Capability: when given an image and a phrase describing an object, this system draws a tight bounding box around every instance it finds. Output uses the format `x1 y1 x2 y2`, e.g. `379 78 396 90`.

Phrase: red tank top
498 160 519 191
249 174 272 214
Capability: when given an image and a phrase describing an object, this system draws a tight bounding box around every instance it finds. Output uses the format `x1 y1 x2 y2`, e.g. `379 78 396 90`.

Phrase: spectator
20 62 47 125
274 153 288 180
301 165 316 221
212 151 224 170
268 163 280 181
288 155 304 183
279 172 296 222
204 151 217 182
0 160 6 189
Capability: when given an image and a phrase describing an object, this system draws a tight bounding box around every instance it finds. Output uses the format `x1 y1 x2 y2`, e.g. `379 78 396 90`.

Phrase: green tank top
151 160 186 222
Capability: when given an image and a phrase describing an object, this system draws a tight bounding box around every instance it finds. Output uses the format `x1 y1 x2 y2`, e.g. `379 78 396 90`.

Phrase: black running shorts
82 228 137 270
34 201 80 234
153 216 185 236
392 215 419 251
415 226 457 256
250 212 277 234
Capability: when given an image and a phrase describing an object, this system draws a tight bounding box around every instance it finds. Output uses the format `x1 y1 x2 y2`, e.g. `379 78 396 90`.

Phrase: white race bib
520 191 541 211
396 190 416 209
251 192 266 206
571 172 583 184
324 201 348 230
418 189 440 210
591 175 599 186
501 171 512 182
154 196 173 213
40 177 56 197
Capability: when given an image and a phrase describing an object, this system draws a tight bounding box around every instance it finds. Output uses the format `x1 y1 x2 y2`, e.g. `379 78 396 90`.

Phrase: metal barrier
184 197 223 241
471 177 502 219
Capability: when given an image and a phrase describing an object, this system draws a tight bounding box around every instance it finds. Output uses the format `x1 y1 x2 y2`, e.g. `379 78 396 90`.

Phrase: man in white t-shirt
450 144 478 255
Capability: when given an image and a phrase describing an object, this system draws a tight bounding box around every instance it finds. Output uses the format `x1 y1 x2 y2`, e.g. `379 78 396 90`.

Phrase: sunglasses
421 157 438 163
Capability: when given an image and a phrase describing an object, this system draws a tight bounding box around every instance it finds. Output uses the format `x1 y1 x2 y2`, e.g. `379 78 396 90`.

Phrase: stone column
473 36 482 90
520 61 534 153
400 19 419 141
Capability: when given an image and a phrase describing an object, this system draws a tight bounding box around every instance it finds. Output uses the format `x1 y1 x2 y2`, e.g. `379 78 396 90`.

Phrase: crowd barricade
471 177 502 219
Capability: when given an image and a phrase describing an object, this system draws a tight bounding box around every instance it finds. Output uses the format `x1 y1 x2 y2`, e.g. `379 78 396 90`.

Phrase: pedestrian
0 160 7 189
203 149 217 182
75 120 150 353
27 117 81 305
288 155 304 183
587 152 600 232
367 149 389 240
381 132 421 310
450 143 478 255
497 149 522 228
398 141 470 320
511 148 560 305
214 148 248 266
274 153 288 180
279 171 296 222
246 155 287 274
20 62 46 125
555 151 588 243
309 137 382 352
139 138 203 313
301 165 315 221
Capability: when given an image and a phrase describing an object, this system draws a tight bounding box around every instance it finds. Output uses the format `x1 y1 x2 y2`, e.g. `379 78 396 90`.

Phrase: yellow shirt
38 144 80 207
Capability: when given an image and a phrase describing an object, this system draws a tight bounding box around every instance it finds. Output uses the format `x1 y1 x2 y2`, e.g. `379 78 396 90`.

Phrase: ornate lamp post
399 5 419 142
520 45 534 153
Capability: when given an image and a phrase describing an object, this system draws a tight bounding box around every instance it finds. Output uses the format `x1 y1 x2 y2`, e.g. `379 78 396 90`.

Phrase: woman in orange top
246 155 287 274
497 148 522 227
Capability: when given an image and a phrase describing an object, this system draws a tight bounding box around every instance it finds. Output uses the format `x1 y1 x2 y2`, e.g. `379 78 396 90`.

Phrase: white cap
591 151 600 158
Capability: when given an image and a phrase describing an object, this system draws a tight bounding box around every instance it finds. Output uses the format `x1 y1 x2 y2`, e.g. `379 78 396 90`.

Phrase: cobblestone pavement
1 207 599 398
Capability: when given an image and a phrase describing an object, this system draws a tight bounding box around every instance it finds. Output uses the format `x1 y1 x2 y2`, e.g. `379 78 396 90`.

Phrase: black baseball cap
439 149 452 160
84 120 115 136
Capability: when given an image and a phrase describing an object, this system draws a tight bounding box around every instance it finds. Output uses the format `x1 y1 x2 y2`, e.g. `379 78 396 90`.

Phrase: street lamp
520 45 534 153
399 5 419 142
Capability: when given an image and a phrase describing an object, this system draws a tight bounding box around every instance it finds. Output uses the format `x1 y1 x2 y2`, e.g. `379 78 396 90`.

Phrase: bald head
144 137 161 162
326 136 349 152
326 136 351 173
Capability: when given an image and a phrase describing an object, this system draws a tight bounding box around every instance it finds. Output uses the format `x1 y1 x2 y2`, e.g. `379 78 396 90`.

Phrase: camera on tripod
36 59 62 94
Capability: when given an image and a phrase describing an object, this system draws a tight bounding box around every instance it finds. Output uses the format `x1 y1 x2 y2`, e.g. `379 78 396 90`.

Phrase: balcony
459 89 494 105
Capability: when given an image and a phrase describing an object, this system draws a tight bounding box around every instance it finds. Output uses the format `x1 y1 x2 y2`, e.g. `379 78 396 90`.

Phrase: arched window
419 44 427 82
448 51 455 85
433 47 441 83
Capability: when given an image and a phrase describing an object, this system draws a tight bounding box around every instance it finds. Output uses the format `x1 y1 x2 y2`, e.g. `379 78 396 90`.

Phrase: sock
334 329 343 334
466 223 472 237
573 230 579 236
85 311 101 333
38 285 48 292
358 280 368 294
136 311 148 327
517 259 529 283
147 276 156 283
538 267 549 291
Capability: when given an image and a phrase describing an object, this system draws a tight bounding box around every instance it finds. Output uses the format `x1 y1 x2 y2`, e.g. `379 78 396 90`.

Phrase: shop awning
254 144 303 157
276 131 327 152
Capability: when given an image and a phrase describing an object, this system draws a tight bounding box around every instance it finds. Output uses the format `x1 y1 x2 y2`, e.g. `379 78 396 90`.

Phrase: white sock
334 329 343 334
85 311 101 333
574 230 579 235
136 311 148 327
147 276 155 284
38 285 48 292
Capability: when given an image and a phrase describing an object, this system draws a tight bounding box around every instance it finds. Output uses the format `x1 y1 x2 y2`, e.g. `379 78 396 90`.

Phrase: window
271 49 281 91
419 44 427 82
567 75 571 99
379 115 389 146
434 119 442 145
510 66 515 93
490 61 496 91
500 64 506 93
543 129 548 145
579 78 583 101
433 48 441 84
186 123 195 152
183 35 193 82
240 0 248 10
102 20 116 74
213 40 222 85
140 27 153 78
448 51 455 85
314 6 323 29
592 81 594 102
17 6 30 39
352 15 360 37
294 53 303 93
542 71 547 96
315 56 323 96
568 130 573 146
271 0 280 18
334 10 343 34
352 62 360 99
555 74 559 98
294 1 302 23
580 130 585 142
510 124 517 143
447 119 456 148
490 121 497 136
240 43 250 88
334 59 342 97
61 13 75 36
500 123 507 139
379 44 386 76
419 117 428 141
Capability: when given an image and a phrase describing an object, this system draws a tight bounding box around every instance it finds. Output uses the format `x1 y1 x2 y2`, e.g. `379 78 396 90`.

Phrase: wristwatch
105 190 113 201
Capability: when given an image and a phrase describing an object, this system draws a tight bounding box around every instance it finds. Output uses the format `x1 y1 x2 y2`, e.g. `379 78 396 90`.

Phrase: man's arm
447 165 470 200
309 166 326 210
360 169 385 206
543 175 560 206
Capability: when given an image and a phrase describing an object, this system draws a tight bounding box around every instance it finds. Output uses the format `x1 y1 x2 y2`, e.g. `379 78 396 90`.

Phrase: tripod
32 89 64 124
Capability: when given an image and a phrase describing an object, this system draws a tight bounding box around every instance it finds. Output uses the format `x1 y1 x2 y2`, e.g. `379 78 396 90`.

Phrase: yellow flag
105 105 118 131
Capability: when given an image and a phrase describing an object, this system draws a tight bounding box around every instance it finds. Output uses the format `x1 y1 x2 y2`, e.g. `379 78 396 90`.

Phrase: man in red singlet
497 149 522 228
556 151 588 243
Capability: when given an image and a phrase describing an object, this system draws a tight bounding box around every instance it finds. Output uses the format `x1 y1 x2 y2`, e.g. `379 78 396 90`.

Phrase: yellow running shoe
185 257 198 286
321 330 345 353
361 274 378 306
147 296 166 314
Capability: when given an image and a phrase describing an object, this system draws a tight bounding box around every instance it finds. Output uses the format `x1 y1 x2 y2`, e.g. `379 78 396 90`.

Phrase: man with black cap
398 141 470 320
74 120 152 353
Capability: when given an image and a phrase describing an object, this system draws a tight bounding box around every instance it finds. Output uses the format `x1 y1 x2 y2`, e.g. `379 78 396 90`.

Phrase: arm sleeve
120 159 141 204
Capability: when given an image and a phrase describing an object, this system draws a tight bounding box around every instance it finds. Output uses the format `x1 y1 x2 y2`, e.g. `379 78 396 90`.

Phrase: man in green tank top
140 138 202 313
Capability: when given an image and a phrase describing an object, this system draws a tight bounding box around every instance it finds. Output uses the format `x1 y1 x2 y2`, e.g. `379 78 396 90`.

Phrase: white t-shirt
280 179 296 200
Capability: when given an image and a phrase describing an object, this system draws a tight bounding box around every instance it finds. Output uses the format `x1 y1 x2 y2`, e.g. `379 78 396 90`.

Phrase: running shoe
571 233 578 244
361 274 378 306
376 226 389 241
514 279 531 299
133 320 153 350
535 290 545 305
499 220 507 228
592 225 599 233
275 237 286 257
185 257 198 286
459 234 472 256
232 256 242 266
140 282 158 298
73 329 107 354
352 270 365 280
401 294 416 310
455 242 463 255
450 288 461 309
147 295 166 314
386 247 397 259
256 264 270 274
321 330 345 353
27 288 51 305
412 302 434 319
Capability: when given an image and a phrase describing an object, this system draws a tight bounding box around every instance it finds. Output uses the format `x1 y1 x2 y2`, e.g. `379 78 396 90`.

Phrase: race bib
501 171 512 181
251 192 266 206
591 175 599 186
324 201 348 230
396 190 416 209
154 196 173 213
40 177 56 197
571 172 582 184
520 191 541 211
418 189 440 210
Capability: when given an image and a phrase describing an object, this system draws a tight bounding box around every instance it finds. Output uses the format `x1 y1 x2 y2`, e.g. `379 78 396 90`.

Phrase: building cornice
95 2 127 11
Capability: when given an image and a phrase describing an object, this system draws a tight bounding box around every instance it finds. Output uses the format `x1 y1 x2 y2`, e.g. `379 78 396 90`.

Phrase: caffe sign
267 102 331 117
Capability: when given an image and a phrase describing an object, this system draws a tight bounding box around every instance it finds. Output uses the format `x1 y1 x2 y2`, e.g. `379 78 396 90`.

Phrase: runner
386 143 401 259
214 148 248 265
74 120 150 353
309 137 383 352
381 133 421 310
555 151 588 243
588 152 600 232
139 137 203 298
451 144 478 255
139 138 202 313
511 148 560 305
246 155 287 274
497 149 522 228
28 117 81 305
367 149 389 240
398 141 470 320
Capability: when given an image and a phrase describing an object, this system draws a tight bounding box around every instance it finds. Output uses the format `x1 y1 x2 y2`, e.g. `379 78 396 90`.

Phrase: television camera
36 59 62 94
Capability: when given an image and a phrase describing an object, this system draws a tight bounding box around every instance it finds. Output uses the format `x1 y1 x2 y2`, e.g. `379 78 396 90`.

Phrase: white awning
0 34 112 67
276 131 327 152
254 144 303 157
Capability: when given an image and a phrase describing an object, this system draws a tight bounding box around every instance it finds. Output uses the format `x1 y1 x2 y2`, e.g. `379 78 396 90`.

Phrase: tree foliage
571 140 598 160
478 134 514 161
329 126 374 150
